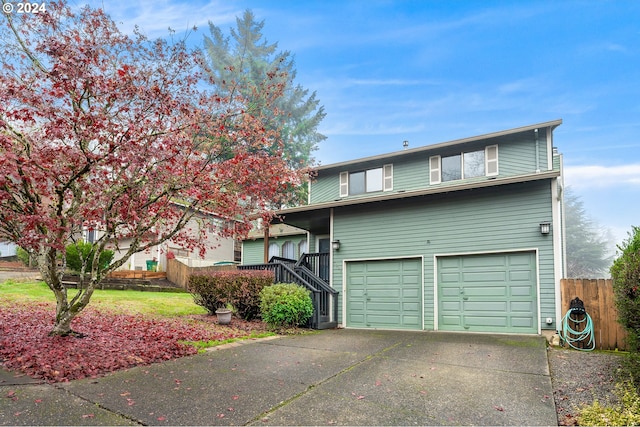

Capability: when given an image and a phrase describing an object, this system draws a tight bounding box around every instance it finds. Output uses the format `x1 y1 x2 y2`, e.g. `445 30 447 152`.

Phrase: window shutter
383 164 393 191
339 172 349 197
429 155 441 184
486 145 498 176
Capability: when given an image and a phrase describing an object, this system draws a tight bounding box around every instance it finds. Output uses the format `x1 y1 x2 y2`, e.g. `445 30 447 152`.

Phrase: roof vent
403 140 409 150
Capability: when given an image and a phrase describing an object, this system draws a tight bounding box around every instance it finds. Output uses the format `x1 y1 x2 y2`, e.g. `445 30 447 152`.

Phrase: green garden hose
560 308 595 351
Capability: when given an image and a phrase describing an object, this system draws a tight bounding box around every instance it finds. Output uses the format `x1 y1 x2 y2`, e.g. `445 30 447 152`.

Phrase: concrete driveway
2 329 557 426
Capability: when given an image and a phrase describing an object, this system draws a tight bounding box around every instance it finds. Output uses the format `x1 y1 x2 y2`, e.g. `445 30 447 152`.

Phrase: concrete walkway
0 329 557 426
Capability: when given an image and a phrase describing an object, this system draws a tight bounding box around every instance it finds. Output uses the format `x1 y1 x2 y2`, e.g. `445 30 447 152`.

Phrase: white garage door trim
433 248 541 334
342 256 425 330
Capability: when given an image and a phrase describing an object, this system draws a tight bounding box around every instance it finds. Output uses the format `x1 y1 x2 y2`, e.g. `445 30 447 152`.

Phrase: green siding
242 240 265 265
241 234 307 265
310 175 340 204
311 132 556 205
333 180 556 331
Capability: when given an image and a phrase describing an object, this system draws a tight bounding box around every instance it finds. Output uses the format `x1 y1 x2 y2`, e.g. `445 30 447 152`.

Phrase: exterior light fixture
331 240 341 251
540 222 551 235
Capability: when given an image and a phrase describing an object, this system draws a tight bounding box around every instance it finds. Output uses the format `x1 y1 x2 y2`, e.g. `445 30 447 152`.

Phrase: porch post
263 224 269 263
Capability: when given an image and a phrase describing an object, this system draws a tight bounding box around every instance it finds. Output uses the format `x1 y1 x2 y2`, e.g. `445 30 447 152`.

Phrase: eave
275 170 561 217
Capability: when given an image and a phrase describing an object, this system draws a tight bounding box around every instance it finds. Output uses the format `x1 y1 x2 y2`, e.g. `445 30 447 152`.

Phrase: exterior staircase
238 253 338 329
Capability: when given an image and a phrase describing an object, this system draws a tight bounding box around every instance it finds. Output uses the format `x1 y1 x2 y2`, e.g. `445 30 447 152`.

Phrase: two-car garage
345 251 538 334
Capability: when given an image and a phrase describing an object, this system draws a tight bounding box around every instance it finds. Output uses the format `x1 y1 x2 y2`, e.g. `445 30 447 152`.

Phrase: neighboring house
242 223 308 264
0 240 18 258
105 204 240 271
242 120 566 335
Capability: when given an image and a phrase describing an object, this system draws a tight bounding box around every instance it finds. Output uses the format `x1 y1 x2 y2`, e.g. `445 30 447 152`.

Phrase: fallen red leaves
0 302 252 383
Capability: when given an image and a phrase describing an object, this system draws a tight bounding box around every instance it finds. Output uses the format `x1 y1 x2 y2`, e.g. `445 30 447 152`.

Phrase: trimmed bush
610 226 640 388
65 242 114 274
259 283 314 328
188 270 274 320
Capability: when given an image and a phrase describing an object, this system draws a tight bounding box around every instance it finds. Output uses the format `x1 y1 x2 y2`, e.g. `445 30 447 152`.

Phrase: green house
242 120 566 334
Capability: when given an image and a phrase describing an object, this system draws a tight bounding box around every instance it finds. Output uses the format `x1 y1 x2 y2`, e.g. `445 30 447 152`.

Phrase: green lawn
0 280 208 317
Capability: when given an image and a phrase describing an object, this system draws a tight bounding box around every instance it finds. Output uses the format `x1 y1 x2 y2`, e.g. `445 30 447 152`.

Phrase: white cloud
79 0 240 38
564 164 640 188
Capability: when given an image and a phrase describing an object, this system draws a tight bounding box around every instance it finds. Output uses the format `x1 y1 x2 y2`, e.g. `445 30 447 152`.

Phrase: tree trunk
38 246 93 336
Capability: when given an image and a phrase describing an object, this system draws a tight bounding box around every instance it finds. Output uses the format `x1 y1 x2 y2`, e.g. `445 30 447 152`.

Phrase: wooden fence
166 258 237 289
560 278 628 351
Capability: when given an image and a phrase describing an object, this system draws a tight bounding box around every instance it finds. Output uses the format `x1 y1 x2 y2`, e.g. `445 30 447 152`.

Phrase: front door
317 237 330 280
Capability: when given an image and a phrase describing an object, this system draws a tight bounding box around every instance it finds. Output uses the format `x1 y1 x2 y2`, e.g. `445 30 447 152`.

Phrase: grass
0 279 208 317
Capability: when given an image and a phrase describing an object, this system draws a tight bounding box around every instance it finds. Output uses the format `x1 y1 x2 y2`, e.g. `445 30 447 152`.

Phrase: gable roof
315 119 562 173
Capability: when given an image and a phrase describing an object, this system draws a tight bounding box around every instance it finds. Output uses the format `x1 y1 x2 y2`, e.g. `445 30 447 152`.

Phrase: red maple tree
0 1 304 336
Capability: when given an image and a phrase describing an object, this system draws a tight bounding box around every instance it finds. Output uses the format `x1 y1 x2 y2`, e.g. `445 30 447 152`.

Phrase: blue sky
73 0 640 254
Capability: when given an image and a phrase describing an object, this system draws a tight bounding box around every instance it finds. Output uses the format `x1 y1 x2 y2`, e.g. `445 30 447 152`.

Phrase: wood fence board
560 278 627 351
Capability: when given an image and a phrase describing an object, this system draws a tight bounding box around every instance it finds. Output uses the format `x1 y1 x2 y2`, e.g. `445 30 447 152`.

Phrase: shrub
259 283 314 328
16 247 37 268
65 242 114 274
578 379 640 426
610 226 640 388
188 270 273 320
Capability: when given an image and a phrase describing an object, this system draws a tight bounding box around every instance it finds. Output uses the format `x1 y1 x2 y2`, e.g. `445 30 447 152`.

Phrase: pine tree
564 189 614 278
203 10 326 172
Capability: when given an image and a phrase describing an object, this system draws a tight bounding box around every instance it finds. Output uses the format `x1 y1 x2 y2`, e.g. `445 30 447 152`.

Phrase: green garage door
438 252 537 334
346 258 422 330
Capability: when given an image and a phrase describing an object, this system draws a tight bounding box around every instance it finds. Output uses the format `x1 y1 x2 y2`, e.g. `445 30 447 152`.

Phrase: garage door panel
347 259 422 330
511 317 535 328
367 314 401 325
402 288 421 298
462 271 507 283
464 286 507 297
438 252 537 334
441 301 460 311
511 285 534 297
464 301 507 312
462 256 507 268
440 287 460 297
441 315 461 326
367 289 401 299
350 299 365 309
440 273 461 283
403 302 420 311
465 316 508 328
510 271 532 281
510 301 535 312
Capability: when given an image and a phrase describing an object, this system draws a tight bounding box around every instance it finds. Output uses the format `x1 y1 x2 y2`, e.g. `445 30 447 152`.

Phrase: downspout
535 128 540 173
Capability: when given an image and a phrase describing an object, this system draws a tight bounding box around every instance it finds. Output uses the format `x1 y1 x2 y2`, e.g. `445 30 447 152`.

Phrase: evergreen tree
564 188 614 278
203 10 326 173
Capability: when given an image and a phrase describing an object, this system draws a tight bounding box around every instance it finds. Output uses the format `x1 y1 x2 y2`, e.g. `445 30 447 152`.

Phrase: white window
340 165 392 196
430 146 498 183
282 241 295 259
268 243 279 260
298 240 307 256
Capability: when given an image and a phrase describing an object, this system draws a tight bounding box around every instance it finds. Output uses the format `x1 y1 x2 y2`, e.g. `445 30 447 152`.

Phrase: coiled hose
560 307 595 351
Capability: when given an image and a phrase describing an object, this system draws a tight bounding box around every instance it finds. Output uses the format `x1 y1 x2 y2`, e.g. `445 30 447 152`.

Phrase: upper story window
340 164 393 197
430 145 498 184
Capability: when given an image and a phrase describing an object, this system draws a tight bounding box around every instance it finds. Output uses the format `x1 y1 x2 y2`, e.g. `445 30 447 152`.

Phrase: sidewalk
1 329 558 426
